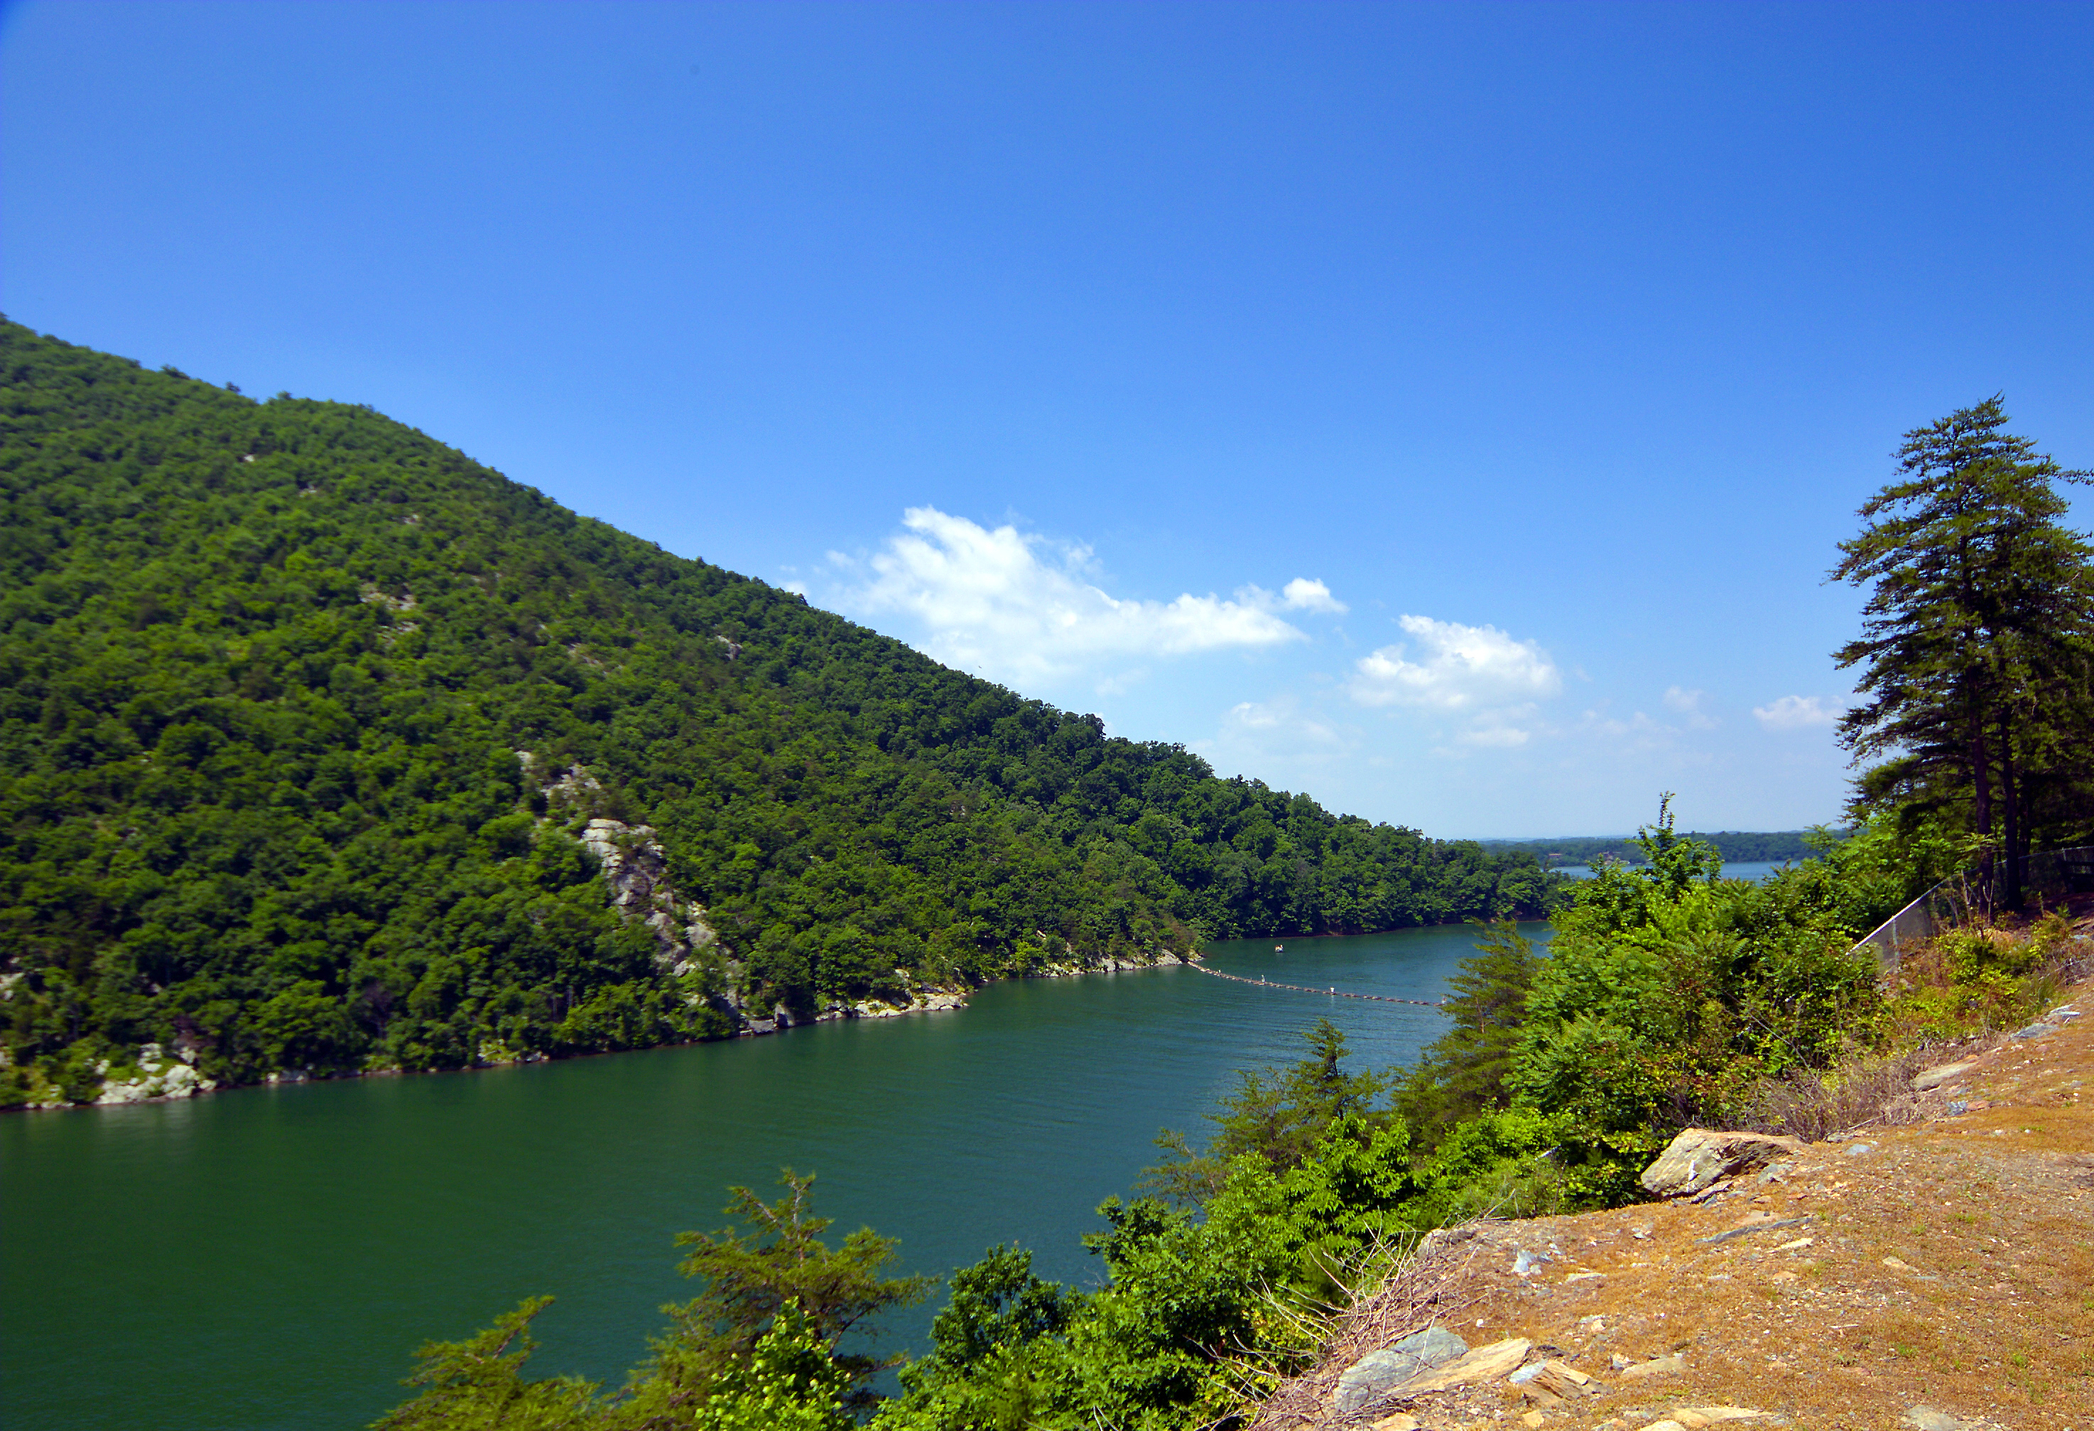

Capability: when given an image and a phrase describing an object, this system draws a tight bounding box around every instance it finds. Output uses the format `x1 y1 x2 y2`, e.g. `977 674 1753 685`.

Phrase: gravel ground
1258 958 2094 1431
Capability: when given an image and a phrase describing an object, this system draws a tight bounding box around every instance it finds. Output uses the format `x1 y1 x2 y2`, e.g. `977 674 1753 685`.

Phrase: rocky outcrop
92 1043 216 1105
576 817 719 972
1639 1128 1807 1198
513 760 1185 1042
737 989 972 1037
1032 949 1197 978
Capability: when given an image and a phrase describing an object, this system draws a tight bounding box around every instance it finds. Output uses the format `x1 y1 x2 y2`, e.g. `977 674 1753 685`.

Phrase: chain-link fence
1849 844 2094 970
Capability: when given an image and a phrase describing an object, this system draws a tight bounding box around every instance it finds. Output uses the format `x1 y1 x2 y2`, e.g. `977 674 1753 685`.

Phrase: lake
0 923 1539 1431
1551 859 1789 882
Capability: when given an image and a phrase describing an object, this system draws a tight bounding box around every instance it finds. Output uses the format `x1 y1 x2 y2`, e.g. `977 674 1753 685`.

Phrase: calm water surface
1 923 1543 1431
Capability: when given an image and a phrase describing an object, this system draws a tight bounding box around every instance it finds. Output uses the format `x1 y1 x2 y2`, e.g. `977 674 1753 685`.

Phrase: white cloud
1753 694 1844 731
1281 577 1347 614
1458 713 1538 748
1220 696 1345 745
835 507 1319 682
1662 685 1718 730
1195 693 1358 774
1347 615 1562 711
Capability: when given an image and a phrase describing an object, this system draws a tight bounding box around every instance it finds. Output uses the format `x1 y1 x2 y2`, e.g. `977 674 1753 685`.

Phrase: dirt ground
1261 969 2094 1431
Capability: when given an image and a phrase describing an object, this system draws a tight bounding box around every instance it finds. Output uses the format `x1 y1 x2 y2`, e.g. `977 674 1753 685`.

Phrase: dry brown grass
1245 1226 1498 1430
1732 1037 1999 1143
1246 959 2094 1431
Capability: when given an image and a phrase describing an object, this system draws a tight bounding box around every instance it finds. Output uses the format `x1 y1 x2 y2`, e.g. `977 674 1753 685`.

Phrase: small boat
1274 944 1284 952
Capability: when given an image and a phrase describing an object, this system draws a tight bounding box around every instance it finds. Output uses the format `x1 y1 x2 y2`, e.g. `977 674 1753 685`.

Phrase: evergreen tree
1394 918 1542 1144
634 1172 933 1417
1140 1016 1388 1204
1831 397 2094 905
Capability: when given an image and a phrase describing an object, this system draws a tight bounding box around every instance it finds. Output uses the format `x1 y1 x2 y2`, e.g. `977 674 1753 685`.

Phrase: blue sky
5 1 2089 837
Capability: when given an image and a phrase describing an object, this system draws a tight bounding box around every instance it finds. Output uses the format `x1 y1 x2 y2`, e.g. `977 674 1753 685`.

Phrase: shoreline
7 947 1208 1114
16 909 1551 1114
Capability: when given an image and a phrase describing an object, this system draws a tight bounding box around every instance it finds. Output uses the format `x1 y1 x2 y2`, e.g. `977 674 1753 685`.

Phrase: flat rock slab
1392 1337 1532 1398
1912 1059 1977 1091
1641 1129 1807 1197
1620 1353 1688 1380
1329 1326 1470 1412
1694 1214 1812 1247
1511 1358 1595 1403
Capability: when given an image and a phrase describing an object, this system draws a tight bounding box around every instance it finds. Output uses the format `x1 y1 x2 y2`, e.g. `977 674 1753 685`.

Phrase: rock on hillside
1252 968 2094 1431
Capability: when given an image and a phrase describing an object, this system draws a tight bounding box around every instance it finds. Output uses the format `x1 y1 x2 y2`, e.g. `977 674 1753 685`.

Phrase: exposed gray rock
1903 1407 1966 1431
575 818 721 974
1640 1129 1806 1197
1333 1351 1424 1412
1693 1215 1811 1247
1390 1326 1468 1367
2011 1021 2058 1040
92 1043 216 1104
1329 1328 1468 1413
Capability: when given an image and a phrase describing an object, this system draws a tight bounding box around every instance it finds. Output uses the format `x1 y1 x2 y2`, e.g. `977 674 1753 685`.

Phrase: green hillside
0 322 1561 1104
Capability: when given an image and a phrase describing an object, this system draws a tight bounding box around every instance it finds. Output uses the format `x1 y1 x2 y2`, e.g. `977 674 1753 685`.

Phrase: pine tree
1831 397 2094 905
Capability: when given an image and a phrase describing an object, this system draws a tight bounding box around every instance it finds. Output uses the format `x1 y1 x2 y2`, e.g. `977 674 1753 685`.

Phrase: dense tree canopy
0 321 1561 1105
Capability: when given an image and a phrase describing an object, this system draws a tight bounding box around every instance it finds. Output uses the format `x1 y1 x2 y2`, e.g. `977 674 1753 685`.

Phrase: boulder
1332 1351 1425 1413
1640 1129 1806 1197
1329 1328 1473 1412
1511 1359 1594 1403
1392 1338 1531 1397
1392 1326 1469 1367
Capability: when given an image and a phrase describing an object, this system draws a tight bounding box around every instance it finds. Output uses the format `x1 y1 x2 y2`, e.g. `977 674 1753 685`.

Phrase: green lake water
1 923 1542 1430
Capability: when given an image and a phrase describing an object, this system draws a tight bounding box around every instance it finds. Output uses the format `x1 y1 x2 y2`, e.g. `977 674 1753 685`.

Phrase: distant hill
1477 830 1843 868
0 321 1562 1103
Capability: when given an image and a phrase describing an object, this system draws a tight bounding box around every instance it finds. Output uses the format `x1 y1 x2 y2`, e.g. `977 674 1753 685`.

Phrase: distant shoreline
11 919 1548 1114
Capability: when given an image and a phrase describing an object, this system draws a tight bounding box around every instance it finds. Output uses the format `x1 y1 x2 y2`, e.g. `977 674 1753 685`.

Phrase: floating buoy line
1185 960 1445 1008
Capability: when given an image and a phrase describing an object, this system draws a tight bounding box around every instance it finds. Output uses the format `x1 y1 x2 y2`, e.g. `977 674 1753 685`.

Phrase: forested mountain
0 322 1559 1104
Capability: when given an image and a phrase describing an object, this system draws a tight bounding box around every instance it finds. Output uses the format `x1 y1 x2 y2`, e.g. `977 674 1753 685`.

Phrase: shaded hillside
0 321 1559 1102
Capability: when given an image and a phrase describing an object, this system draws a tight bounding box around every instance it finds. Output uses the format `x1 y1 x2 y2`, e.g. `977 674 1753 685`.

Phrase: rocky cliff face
575 817 720 974
567 813 971 1034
